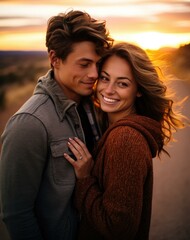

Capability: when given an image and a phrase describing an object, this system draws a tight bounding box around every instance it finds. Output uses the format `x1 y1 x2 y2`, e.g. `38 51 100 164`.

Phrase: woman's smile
101 94 119 104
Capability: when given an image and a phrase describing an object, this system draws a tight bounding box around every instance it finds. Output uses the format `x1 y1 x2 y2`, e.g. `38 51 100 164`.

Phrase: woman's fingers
63 153 75 165
68 137 91 159
67 140 82 160
64 151 93 179
72 137 89 153
69 137 92 158
64 137 94 179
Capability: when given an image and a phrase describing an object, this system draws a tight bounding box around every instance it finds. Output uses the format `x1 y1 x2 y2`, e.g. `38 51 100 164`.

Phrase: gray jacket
0 70 101 240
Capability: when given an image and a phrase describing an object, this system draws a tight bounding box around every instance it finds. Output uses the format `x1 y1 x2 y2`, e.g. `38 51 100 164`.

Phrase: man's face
52 41 100 102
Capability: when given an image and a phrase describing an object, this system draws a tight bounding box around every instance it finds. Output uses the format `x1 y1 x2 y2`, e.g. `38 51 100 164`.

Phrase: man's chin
81 90 93 96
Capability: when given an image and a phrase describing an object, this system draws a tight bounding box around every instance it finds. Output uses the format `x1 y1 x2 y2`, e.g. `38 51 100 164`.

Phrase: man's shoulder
16 93 50 115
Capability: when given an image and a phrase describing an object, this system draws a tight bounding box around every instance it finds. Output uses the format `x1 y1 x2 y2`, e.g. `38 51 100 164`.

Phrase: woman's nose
104 83 115 94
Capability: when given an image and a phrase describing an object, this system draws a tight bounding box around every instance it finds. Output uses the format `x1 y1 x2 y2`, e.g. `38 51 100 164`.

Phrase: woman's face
97 55 141 123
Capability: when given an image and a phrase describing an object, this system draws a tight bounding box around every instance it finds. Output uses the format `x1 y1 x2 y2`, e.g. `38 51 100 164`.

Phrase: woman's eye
118 82 128 87
99 75 109 81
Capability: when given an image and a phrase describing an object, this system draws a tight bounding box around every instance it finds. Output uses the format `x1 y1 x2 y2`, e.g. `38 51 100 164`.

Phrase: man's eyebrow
77 58 93 62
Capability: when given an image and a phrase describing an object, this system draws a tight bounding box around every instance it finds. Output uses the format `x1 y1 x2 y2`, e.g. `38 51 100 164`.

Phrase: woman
64 42 185 239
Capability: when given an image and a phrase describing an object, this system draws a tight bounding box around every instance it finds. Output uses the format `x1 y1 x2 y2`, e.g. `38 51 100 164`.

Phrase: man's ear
49 50 59 68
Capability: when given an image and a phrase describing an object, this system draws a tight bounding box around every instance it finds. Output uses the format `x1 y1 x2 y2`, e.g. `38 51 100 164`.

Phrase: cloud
0 1 190 36
0 17 46 28
0 0 190 50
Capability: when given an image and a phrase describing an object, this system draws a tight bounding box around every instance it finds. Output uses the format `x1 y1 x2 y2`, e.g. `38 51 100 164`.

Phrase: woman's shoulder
104 115 161 157
106 124 145 146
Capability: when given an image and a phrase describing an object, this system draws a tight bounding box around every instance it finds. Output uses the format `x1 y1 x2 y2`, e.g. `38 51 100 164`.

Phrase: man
0 10 113 240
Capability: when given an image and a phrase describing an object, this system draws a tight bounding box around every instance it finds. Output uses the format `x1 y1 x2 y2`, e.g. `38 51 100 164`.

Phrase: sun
132 32 180 50
113 31 190 50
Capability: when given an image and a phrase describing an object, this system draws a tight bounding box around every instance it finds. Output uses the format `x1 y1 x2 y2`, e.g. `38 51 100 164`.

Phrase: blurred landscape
1 44 190 140
0 44 190 239
0 51 49 143
0 44 190 140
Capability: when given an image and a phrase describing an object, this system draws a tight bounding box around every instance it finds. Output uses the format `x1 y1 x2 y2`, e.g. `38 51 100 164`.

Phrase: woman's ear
49 50 59 68
137 91 142 97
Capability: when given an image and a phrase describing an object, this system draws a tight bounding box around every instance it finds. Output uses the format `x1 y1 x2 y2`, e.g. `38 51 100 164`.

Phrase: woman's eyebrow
101 70 132 82
101 70 110 76
118 76 132 82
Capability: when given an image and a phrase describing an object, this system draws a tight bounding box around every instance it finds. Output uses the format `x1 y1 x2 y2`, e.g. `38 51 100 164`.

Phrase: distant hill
0 50 48 68
0 51 49 86
0 51 49 109
147 43 190 82
0 50 47 56
169 43 190 81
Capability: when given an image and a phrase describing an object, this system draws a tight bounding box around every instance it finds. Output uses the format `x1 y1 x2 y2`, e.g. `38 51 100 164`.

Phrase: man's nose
88 65 98 80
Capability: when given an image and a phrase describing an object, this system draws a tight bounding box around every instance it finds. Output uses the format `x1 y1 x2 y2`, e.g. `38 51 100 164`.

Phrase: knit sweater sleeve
75 126 152 239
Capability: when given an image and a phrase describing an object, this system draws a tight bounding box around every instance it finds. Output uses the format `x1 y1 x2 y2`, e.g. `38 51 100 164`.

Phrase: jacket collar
34 70 76 121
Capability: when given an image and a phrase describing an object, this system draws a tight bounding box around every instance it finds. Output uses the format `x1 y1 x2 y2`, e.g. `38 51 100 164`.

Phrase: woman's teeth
103 96 117 103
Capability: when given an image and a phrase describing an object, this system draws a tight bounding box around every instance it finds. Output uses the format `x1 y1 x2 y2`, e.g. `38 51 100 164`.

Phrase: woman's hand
64 137 94 179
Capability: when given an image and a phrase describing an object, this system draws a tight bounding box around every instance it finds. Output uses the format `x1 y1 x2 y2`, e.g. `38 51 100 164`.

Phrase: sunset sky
0 0 190 51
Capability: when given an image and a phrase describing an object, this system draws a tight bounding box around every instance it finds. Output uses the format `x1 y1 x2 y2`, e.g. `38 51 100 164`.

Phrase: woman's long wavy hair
95 42 187 155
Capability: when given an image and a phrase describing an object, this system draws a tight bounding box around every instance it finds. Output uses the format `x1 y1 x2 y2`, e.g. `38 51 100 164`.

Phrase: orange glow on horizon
113 31 190 50
0 32 46 51
1 31 189 51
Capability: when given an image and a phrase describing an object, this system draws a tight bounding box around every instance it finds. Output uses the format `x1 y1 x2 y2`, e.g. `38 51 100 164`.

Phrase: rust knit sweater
75 115 162 240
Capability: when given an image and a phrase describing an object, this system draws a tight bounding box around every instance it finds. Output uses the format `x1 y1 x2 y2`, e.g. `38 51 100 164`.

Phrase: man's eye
80 63 89 67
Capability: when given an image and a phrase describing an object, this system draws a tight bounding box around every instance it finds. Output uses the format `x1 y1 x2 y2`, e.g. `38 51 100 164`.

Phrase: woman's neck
108 107 136 126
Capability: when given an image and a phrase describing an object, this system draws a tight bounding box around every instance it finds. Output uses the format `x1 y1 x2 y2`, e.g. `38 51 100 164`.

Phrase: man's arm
0 114 48 240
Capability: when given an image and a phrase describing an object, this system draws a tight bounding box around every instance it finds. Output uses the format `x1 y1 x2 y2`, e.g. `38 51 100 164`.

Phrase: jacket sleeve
0 113 48 240
75 126 151 239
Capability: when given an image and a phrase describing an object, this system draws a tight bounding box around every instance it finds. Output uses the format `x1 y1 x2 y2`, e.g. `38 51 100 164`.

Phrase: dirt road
150 80 190 240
